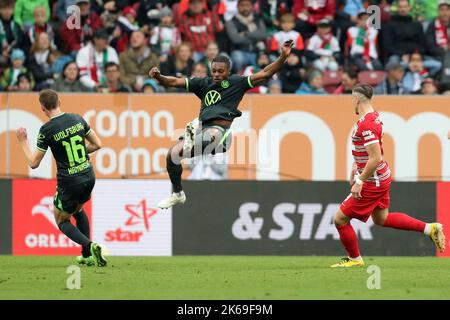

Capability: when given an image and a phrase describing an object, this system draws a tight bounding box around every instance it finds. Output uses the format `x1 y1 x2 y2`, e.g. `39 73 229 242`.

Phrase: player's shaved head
212 55 231 70
211 55 231 82
353 84 373 101
352 84 374 115
39 89 59 110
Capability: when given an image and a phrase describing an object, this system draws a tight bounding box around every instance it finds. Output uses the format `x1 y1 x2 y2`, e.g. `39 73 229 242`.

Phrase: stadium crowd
0 0 449 95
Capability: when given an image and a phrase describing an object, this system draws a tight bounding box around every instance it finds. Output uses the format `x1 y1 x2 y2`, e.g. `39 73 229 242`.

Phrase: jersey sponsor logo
105 199 158 242
221 80 230 89
362 130 375 140
204 90 221 106
12 179 92 255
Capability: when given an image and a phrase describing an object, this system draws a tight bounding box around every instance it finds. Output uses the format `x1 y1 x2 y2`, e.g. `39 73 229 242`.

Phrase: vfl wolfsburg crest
205 90 221 106
221 80 230 88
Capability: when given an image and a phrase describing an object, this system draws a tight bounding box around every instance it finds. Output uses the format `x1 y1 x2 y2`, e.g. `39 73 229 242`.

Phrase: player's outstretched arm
16 127 45 169
149 67 186 88
85 129 102 154
250 39 293 86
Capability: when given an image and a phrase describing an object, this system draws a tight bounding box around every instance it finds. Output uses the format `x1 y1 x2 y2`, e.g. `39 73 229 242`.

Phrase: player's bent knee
54 210 71 227
334 210 350 227
372 214 386 226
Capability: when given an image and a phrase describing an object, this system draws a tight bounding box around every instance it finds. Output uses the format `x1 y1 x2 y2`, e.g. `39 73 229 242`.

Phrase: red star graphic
124 200 158 232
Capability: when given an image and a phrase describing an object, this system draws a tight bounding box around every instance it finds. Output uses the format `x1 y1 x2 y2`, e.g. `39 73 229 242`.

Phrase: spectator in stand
99 61 132 93
269 13 304 60
335 0 365 42
13 0 49 28
268 79 283 93
279 49 303 93
242 51 271 93
199 41 220 75
76 28 119 91
0 0 26 68
425 1 450 63
119 30 160 92
51 60 90 92
383 0 442 75
292 0 335 39
178 0 224 61
347 11 383 71
99 1 120 34
191 61 208 77
402 52 430 94
111 6 140 54
160 42 194 91
141 78 160 93
16 72 32 91
306 19 340 72
150 7 181 63
60 0 103 55
258 0 291 34
55 0 77 25
226 0 267 73
28 32 58 90
374 60 405 95
420 77 439 94
137 0 167 28
334 68 358 94
383 0 425 63
219 0 239 22
24 6 56 50
295 69 326 94
407 0 439 23
0 48 33 91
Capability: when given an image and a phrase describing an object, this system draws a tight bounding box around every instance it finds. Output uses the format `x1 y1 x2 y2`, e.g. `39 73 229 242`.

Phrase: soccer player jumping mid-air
150 40 294 209
16 89 107 267
331 84 446 268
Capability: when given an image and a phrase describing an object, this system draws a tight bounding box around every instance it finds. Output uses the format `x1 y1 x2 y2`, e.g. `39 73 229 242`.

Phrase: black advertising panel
0 179 12 254
173 181 435 256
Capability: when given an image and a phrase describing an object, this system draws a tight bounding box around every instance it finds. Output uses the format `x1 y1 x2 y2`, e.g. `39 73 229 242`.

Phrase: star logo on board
124 199 158 232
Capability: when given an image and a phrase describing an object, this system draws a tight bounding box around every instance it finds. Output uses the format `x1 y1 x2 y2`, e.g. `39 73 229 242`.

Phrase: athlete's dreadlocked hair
353 84 374 100
211 55 231 70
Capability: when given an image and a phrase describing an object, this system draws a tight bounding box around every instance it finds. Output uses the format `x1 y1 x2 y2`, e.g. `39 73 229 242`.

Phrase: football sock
336 223 361 259
73 210 91 258
382 212 426 233
167 155 183 193
58 221 92 253
423 223 432 236
350 256 363 261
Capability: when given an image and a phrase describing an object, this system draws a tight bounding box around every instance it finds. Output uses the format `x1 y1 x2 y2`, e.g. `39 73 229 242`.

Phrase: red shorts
340 185 391 222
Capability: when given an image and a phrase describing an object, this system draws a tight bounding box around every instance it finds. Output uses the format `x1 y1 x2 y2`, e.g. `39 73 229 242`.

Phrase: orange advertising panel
0 93 449 181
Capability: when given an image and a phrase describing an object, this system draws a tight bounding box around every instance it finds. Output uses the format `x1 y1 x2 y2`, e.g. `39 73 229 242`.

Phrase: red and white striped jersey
351 111 391 189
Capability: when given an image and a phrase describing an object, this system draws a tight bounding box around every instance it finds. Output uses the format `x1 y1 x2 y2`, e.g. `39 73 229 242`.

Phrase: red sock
383 212 426 232
336 223 360 259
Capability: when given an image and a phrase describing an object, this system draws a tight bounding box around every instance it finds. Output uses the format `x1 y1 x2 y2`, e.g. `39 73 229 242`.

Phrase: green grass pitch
0 256 449 299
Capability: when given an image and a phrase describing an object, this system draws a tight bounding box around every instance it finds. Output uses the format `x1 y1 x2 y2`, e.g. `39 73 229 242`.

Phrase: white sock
423 223 432 236
349 256 362 261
